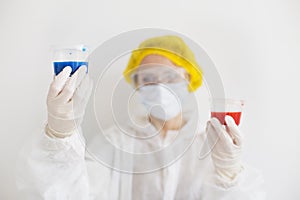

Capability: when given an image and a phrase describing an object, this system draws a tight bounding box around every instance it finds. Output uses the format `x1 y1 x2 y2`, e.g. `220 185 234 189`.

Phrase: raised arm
16 66 93 199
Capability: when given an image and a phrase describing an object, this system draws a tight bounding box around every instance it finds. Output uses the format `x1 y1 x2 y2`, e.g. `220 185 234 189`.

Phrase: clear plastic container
52 45 89 75
210 98 244 125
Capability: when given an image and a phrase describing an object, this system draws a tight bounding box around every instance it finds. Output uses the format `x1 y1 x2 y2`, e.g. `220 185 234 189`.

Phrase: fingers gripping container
52 45 89 76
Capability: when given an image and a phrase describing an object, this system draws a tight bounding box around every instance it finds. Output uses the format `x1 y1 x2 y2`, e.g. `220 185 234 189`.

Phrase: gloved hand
205 115 244 187
46 66 93 138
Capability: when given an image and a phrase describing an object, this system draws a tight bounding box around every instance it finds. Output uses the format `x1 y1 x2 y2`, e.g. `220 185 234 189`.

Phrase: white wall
1 0 299 199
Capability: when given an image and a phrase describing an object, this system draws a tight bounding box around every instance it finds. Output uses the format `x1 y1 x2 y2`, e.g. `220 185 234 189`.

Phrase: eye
138 73 156 85
143 75 155 83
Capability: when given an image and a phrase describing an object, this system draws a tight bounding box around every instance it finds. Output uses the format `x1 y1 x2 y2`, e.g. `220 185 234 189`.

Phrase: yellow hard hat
123 35 203 92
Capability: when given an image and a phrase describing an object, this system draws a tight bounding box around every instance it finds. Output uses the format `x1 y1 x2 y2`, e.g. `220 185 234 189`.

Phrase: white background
1 0 300 199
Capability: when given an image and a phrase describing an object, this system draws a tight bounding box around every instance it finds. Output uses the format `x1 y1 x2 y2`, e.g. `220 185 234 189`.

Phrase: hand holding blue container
52 45 89 76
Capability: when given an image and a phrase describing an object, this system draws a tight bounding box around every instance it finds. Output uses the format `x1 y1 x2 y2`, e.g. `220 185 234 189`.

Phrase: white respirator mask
138 82 189 120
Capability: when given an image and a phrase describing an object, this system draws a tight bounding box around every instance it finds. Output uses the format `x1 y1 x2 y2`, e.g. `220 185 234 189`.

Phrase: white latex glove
46 66 93 138
206 115 244 187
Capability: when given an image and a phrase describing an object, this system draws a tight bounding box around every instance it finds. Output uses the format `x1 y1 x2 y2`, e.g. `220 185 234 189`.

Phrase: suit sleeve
201 164 266 200
16 128 90 200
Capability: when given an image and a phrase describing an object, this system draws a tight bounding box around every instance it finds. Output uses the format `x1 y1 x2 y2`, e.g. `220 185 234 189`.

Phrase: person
16 35 265 199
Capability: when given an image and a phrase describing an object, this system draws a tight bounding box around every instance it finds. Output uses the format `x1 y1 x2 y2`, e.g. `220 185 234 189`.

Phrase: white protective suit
16 110 265 200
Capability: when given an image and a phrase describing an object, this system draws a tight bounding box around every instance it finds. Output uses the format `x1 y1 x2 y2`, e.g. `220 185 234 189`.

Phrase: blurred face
132 54 189 87
133 54 191 121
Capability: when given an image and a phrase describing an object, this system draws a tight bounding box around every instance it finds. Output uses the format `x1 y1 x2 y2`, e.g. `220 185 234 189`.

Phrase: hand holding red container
210 98 244 126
